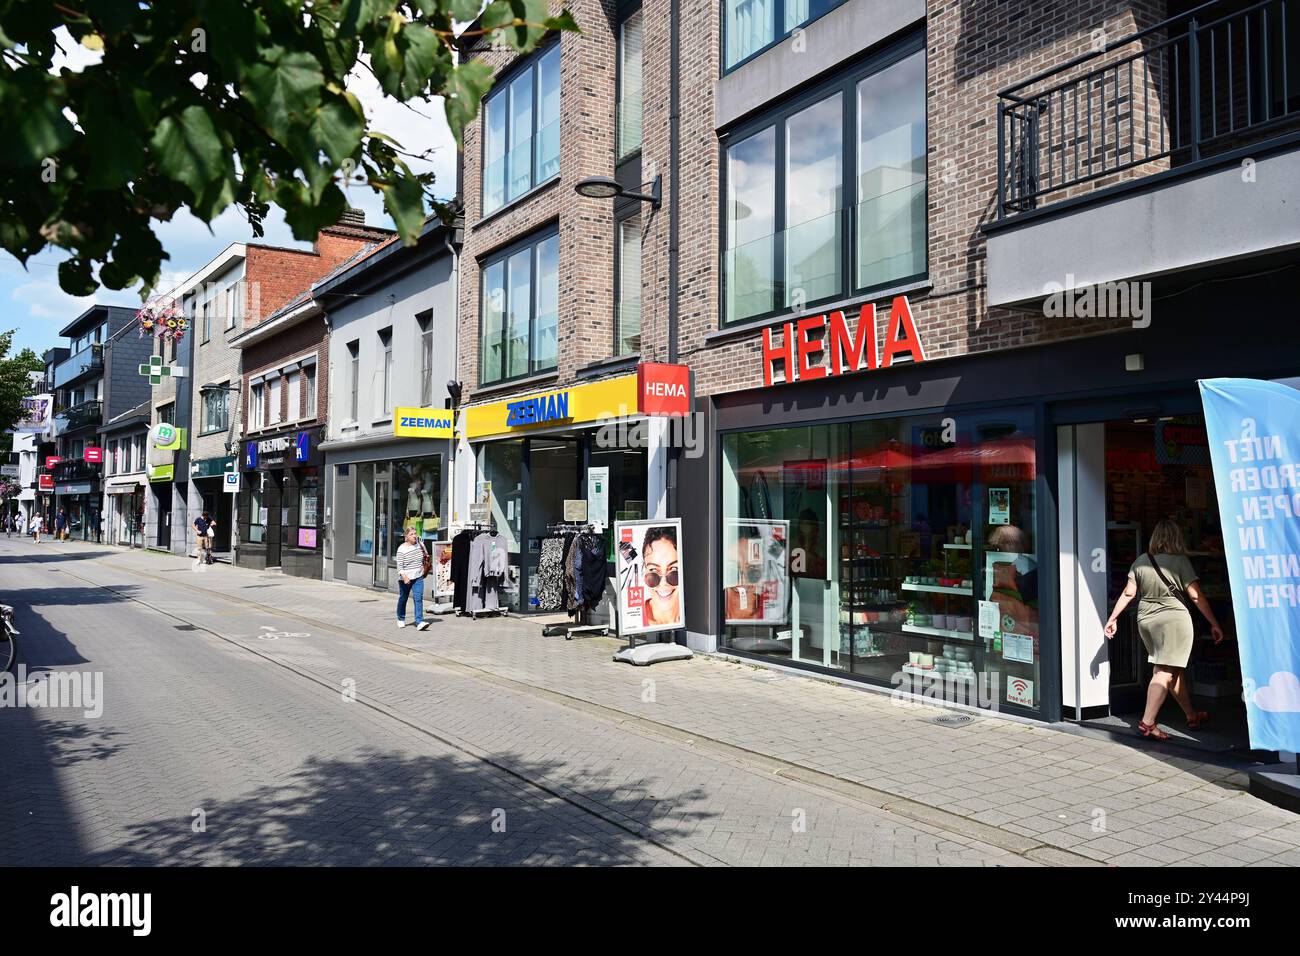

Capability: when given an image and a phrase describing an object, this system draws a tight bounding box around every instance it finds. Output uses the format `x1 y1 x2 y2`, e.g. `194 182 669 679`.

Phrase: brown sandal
1137 721 1171 740
1185 711 1210 730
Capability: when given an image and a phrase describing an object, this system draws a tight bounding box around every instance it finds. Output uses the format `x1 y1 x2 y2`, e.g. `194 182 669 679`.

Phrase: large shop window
355 462 375 558
392 456 442 554
724 0 849 72
480 230 560 385
723 41 926 325
721 408 1040 712
482 44 561 216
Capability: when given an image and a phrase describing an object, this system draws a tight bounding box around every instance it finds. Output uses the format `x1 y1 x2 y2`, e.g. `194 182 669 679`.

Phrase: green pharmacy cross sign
138 355 186 386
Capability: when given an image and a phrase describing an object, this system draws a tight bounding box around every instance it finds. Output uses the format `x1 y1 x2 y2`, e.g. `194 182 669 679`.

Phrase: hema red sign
637 363 691 416
83 446 103 464
761 295 927 387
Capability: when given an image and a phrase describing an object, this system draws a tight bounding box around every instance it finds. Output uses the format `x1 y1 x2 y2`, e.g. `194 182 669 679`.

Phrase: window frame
347 340 360 423
717 33 927 328
616 6 644 161
478 40 562 218
377 327 393 420
418 311 435 407
613 207 643 356
722 0 852 75
200 385 231 436
478 225 561 387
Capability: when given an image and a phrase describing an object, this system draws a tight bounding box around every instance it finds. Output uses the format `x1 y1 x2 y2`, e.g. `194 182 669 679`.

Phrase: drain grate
932 713 975 727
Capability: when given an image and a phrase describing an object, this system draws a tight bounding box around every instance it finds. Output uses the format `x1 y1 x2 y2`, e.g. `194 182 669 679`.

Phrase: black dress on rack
450 528 477 611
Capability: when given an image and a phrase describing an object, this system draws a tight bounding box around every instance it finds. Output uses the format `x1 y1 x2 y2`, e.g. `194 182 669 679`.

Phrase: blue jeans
397 576 425 623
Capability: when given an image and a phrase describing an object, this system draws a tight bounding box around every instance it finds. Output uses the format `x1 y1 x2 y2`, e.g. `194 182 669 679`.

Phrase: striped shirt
395 542 425 578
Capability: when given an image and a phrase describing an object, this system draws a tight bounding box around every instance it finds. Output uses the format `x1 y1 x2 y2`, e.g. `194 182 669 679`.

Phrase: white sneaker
396 621 408 628
417 621 430 631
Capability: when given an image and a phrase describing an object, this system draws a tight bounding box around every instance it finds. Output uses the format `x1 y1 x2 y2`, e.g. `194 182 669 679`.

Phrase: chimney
337 207 366 228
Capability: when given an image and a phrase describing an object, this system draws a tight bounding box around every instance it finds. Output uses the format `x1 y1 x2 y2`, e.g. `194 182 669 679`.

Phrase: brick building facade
453 0 1300 734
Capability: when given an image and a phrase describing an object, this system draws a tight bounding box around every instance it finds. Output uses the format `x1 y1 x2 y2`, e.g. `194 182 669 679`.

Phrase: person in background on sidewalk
1104 519 1225 741
395 527 430 631
194 511 214 565
55 508 67 542
4 513 12 537
31 512 43 543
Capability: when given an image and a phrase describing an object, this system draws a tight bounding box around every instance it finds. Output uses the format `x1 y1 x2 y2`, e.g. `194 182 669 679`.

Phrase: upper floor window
616 213 642 354
225 281 242 329
249 383 265 431
481 44 561 216
618 10 643 159
480 229 559 386
304 363 317 419
378 328 393 418
202 387 230 433
268 374 283 426
347 340 360 422
158 402 176 426
724 0 850 72
722 42 926 326
418 312 435 406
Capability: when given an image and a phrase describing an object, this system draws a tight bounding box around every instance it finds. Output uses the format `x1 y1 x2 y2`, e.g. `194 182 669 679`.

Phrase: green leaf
450 0 483 21
543 11 581 32
150 105 227 206
58 258 97 296
241 50 326 140
313 94 366 167
1 94 76 167
380 171 426 245
443 59 495 147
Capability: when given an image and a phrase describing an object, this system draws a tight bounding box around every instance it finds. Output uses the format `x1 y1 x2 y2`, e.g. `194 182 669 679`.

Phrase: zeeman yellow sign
392 407 455 439
463 374 640 440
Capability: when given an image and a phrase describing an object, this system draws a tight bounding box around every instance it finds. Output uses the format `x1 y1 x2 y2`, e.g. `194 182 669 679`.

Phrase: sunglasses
644 568 679 588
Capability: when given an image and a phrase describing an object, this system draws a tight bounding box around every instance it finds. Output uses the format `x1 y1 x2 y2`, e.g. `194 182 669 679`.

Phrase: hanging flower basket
136 297 187 342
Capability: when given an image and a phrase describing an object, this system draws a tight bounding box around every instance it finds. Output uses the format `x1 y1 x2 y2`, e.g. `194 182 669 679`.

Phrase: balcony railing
51 459 99 482
52 343 104 390
54 399 103 432
997 0 1300 218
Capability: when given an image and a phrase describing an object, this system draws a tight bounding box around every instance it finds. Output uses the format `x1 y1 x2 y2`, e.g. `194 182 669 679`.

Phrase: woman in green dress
1104 520 1225 740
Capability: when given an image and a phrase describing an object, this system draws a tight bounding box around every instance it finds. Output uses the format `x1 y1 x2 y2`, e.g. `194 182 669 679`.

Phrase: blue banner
1199 378 1300 753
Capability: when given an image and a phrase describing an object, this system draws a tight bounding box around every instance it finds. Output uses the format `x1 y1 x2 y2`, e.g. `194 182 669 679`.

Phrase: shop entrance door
1057 397 1250 752
523 438 580 610
264 473 284 568
156 483 172 549
373 475 391 589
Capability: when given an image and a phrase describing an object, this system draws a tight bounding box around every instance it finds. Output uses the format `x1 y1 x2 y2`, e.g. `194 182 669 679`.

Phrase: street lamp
574 174 662 208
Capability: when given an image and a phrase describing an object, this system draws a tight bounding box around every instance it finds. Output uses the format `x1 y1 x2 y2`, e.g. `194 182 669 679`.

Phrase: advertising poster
783 458 828 579
1200 378 1300 752
723 519 790 625
988 487 1011 525
614 518 683 637
16 395 52 433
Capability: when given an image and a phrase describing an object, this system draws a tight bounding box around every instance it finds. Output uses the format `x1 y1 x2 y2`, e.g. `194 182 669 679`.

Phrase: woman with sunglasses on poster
641 526 681 626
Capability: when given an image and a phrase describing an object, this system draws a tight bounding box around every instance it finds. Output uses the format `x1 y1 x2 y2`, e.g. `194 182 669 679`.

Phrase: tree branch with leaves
0 0 578 297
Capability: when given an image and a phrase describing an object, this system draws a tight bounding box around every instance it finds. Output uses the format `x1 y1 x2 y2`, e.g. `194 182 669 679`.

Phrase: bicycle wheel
0 627 14 674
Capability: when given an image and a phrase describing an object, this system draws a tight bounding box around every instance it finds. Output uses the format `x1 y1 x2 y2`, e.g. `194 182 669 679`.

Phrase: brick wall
457 0 623 404
239 318 330 437
244 222 390 326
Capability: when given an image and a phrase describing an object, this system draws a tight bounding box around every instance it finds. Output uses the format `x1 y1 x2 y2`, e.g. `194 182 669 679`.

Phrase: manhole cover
932 713 975 727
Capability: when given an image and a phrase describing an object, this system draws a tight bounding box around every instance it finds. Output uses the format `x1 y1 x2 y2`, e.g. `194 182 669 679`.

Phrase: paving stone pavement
1 539 1042 866
5 538 1299 866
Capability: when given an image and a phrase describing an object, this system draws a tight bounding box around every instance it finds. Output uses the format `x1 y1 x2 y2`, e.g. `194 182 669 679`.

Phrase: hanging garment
574 532 608 613
467 531 509 612
564 530 582 613
535 535 567 611
434 542 454 597
450 529 477 610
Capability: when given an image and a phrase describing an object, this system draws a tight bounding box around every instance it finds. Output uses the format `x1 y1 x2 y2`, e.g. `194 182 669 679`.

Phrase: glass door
523 438 580 611
373 475 391 588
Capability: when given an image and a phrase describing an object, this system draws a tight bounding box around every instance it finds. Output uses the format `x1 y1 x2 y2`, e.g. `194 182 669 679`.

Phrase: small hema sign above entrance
761 295 927 387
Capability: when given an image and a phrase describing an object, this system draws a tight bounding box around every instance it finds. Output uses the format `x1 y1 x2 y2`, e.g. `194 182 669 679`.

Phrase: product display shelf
901 582 972 596
901 663 977 681
901 622 978 641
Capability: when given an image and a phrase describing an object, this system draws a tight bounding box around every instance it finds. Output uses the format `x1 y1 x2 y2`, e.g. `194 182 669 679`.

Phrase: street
2 537 1299 868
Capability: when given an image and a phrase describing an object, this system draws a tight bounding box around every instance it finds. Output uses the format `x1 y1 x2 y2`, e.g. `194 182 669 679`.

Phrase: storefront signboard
1200 377 1300 752
191 455 236 479
760 296 926 387
563 499 588 522
393 407 454 439
45 456 61 469
56 481 93 495
83 446 103 464
223 472 240 493
614 518 684 636
723 519 790 625
148 464 174 483
245 429 322 470
1006 677 1034 708
0 464 18 477
298 528 318 548
637 363 691 416
38 474 54 491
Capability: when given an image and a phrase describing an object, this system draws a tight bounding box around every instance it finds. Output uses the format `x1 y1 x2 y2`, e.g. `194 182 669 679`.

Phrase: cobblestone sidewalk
78 543 1300 866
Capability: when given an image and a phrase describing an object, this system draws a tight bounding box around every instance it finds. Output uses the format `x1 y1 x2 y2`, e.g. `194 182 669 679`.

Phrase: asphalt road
0 536 1025 866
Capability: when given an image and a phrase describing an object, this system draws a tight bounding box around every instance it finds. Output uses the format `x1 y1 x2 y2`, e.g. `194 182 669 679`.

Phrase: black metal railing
997 0 1300 218
54 399 103 431
51 459 99 482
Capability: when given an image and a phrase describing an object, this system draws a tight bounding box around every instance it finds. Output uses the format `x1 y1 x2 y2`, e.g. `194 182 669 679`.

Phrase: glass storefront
721 406 1041 713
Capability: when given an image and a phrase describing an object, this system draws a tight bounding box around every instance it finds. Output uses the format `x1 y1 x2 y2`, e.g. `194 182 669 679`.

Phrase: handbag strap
1145 551 1184 600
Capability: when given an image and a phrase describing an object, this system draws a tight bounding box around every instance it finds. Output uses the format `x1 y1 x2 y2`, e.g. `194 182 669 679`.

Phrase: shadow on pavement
0 549 118 564
76 749 715 866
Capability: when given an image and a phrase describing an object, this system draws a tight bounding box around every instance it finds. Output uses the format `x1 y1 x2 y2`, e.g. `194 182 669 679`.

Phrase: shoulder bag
1146 551 1192 613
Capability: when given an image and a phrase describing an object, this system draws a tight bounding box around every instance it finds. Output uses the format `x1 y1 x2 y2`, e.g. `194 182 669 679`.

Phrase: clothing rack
454 522 508 619
543 522 611 639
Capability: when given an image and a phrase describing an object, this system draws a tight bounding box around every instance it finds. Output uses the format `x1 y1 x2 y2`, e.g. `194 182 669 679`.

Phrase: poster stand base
613 642 694 666
1248 758 1300 815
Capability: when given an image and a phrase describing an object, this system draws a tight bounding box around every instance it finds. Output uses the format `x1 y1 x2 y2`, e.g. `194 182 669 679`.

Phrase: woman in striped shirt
395 527 430 630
